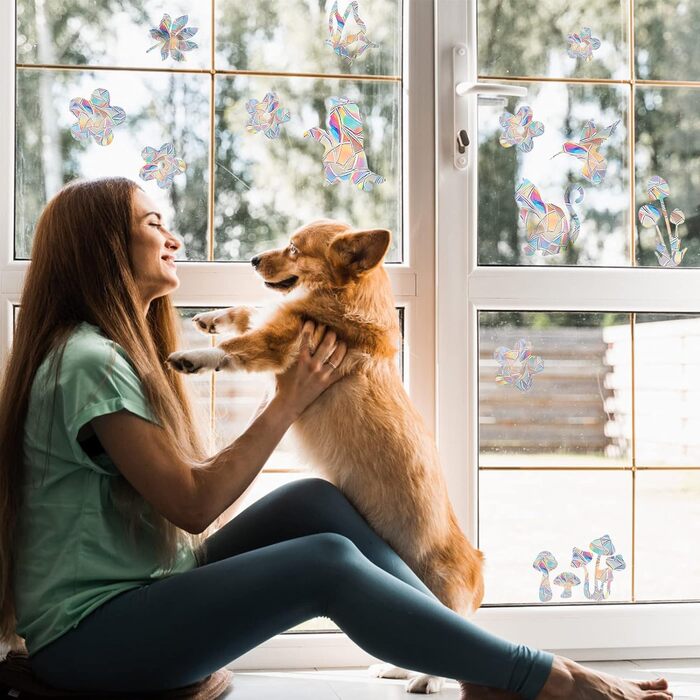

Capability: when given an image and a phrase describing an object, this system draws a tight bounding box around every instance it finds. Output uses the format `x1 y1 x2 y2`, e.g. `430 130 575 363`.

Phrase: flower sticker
494 339 544 393
139 142 186 189
638 175 687 267
552 120 620 185
326 0 377 63
69 88 126 146
147 14 198 62
567 27 601 62
245 92 291 140
304 96 384 192
498 106 544 152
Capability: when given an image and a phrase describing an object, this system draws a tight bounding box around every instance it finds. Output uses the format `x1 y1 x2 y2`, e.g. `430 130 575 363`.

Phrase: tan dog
167 220 484 693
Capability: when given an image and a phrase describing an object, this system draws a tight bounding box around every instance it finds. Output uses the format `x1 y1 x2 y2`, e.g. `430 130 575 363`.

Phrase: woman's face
129 189 182 309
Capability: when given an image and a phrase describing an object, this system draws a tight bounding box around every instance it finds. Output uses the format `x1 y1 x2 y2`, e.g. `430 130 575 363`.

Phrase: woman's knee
307 532 365 577
283 477 344 502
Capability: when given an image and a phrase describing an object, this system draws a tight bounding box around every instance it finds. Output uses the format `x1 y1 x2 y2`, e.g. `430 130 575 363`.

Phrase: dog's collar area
264 275 299 290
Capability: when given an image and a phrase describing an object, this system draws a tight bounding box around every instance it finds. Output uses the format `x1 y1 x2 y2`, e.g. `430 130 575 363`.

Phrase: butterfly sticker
552 120 619 185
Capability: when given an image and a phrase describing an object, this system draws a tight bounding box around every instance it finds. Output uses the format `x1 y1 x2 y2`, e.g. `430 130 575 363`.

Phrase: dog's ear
329 229 391 278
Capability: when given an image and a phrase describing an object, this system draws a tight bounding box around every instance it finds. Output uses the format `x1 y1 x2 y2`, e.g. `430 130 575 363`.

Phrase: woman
0 177 671 699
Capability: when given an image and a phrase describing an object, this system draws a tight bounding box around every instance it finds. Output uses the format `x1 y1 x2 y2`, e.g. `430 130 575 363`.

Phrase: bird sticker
552 120 619 185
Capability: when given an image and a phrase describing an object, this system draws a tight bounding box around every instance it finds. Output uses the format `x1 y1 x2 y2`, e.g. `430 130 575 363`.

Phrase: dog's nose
250 255 261 268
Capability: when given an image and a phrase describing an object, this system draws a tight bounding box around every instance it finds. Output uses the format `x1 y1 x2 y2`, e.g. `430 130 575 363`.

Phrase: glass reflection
635 87 700 268
479 311 632 467
478 0 627 80
636 471 700 602
634 314 700 466
15 68 210 260
479 470 633 605
215 0 402 77
214 74 402 262
16 0 212 70
478 83 629 267
636 1 700 82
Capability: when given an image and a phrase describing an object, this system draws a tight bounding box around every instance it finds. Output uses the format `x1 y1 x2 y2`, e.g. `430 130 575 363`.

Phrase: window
438 0 700 653
3 0 434 665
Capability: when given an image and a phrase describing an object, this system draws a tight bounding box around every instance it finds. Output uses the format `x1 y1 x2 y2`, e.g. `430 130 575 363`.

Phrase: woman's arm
89 322 347 534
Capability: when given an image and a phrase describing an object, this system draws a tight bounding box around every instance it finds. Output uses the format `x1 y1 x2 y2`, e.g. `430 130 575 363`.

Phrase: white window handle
453 45 528 170
455 82 527 98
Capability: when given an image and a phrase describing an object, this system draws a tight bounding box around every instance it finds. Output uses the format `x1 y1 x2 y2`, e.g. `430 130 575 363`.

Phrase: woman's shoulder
53 322 136 383
62 322 119 367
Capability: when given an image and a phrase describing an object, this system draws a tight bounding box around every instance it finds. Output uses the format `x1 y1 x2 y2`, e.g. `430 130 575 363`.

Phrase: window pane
634 314 700 466
636 471 700 602
214 75 401 262
17 0 212 70
15 69 210 260
478 84 629 266
479 471 633 605
635 87 700 268
478 0 628 80
635 2 700 82
215 0 401 77
479 312 631 467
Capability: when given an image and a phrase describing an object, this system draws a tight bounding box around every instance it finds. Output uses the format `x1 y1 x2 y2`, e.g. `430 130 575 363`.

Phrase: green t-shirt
14 322 197 656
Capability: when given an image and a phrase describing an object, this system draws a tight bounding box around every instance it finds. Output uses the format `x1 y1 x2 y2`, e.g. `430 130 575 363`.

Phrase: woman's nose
166 235 182 251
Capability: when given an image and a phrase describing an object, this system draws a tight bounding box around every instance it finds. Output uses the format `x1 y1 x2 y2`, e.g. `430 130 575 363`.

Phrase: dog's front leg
214 323 301 374
167 322 301 376
191 306 255 335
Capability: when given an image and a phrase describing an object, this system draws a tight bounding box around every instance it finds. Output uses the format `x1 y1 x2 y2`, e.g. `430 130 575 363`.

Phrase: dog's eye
288 244 299 256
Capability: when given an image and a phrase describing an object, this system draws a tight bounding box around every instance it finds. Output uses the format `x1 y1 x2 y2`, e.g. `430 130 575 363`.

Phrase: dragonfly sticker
552 120 619 185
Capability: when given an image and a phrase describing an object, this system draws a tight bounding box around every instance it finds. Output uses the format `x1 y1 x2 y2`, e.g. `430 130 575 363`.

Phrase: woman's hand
273 320 348 421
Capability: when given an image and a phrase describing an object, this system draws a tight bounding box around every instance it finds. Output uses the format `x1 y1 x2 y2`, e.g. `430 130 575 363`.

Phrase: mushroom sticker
532 550 557 602
638 175 688 267
533 536 627 602
553 571 580 599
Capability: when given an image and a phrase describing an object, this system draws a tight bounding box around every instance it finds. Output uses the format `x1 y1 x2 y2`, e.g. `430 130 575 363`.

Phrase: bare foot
538 656 673 700
459 680 521 699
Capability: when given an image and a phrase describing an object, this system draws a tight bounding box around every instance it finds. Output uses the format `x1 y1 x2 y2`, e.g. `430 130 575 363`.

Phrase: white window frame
0 0 437 668
436 0 700 661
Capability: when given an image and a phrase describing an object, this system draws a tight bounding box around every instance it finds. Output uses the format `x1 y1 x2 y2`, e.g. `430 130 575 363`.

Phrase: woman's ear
329 229 391 277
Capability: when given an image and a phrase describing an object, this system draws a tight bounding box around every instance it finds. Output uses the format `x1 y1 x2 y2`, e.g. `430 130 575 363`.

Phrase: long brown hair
0 177 210 649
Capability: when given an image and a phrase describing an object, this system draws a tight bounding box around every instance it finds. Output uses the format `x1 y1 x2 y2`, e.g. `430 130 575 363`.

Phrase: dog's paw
166 348 232 374
368 663 413 680
406 674 444 694
192 309 237 335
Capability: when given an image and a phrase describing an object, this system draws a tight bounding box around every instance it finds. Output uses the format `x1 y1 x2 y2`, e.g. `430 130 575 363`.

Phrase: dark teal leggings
30 478 553 697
